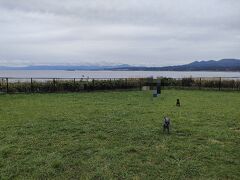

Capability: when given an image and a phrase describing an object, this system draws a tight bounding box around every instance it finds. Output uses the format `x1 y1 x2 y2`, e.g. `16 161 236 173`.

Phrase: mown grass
0 90 239 179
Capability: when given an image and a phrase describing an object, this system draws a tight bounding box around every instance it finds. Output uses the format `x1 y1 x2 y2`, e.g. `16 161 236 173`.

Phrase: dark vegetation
161 77 240 90
0 78 143 93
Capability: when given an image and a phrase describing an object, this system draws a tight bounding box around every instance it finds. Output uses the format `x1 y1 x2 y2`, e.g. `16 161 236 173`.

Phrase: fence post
30 78 33 93
181 78 183 89
219 77 221 91
125 78 128 88
92 79 95 90
162 78 164 89
139 78 142 90
166 78 168 89
6 78 8 93
0 78 3 91
109 78 112 90
199 78 201 90
53 78 56 92
73 78 76 92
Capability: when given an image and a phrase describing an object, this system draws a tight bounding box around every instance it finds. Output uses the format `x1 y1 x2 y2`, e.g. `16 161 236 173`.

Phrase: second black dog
176 99 180 107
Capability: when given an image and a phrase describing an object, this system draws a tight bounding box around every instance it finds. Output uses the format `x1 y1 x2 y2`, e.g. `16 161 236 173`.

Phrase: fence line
0 77 145 93
0 77 240 93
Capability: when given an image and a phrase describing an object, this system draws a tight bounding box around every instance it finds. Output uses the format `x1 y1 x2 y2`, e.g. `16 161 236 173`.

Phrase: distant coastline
1 59 240 71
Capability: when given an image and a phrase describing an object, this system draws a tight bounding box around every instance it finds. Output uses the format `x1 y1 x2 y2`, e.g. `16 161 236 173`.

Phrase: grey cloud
0 0 239 66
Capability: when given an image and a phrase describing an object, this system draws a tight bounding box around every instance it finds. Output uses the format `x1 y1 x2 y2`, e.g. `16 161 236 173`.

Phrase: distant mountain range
110 59 240 71
0 59 240 71
0 64 131 71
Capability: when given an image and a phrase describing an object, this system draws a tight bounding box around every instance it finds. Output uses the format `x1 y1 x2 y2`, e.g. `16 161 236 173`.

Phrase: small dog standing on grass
176 99 180 107
163 117 170 134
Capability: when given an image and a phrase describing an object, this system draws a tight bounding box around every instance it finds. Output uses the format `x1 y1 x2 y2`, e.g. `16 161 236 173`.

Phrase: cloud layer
0 0 240 66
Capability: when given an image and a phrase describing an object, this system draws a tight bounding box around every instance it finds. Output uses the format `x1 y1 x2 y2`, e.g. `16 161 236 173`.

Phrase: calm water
0 70 240 79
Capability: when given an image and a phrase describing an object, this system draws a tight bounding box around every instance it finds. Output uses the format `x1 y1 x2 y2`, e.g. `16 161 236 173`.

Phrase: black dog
163 117 170 133
176 99 180 107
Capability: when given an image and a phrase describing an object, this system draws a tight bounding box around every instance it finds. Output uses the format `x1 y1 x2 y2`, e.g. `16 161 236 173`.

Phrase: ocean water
0 70 240 79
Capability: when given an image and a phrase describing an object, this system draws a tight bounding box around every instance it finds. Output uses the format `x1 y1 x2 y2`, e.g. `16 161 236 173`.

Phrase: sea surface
0 70 240 79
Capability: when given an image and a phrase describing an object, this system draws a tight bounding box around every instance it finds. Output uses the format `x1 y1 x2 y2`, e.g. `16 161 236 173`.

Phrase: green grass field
0 90 239 179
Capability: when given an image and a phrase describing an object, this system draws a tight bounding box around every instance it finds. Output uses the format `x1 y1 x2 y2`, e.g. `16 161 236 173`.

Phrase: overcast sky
0 0 240 66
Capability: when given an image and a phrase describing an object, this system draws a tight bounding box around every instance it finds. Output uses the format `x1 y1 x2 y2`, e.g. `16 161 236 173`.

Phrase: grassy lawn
0 90 239 179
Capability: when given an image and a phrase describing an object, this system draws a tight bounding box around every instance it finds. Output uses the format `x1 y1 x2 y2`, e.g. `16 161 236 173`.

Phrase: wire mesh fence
160 77 240 91
0 78 145 93
0 77 239 93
